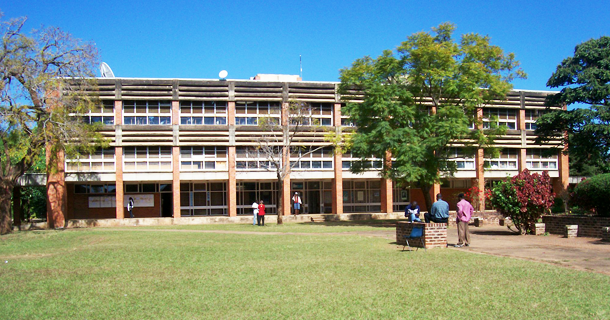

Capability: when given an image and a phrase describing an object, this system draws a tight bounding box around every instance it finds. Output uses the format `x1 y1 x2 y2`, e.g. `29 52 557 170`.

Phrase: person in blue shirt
405 201 421 222
425 193 449 223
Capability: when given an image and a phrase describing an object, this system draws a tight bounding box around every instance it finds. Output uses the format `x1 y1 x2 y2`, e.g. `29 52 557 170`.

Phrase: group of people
404 193 473 247
251 200 266 226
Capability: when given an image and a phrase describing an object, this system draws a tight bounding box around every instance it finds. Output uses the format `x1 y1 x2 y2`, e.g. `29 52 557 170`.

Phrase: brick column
281 101 291 216
554 148 569 195
429 182 441 205
227 146 237 217
115 146 124 219
333 151 343 215
227 101 237 217
171 100 181 218
518 108 526 130
380 150 393 213
114 100 124 219
13 187 21 226
46 147 66 228
332 102 343 215
475 148 485 211
519 148 527 172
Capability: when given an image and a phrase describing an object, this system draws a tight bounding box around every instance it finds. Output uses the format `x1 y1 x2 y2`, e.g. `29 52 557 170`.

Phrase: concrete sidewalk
444 225 610 275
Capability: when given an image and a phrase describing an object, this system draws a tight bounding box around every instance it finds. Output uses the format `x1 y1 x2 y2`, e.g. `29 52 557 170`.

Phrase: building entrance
161 193 173 217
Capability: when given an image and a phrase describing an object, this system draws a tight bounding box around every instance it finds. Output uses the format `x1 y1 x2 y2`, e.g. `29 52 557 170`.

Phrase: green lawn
0 224 608 319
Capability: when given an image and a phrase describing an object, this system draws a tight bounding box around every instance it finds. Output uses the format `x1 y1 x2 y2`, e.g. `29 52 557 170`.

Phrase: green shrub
572 173 610 217
551 197 564 213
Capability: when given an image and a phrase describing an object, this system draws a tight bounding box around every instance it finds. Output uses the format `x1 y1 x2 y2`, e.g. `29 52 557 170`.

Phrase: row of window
86 100 548 132
67 147 558 172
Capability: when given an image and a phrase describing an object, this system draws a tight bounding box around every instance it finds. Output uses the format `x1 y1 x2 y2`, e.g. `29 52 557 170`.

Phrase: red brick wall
69 192 161 219
410 188 469 211
542 215 610 238
396 221 447 249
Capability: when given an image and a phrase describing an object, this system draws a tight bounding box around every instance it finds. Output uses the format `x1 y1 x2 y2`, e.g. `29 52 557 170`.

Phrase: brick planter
474 217 484 227
565 225 578 238
531 223 546 235
602 227 610 242
542 216 610 238
396 222 447 249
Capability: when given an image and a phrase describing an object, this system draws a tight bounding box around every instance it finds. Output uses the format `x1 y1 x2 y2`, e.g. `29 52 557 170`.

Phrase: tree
536 36 610 174
255 101 328 224
338 23 525 210
0 15 103 234
571 173 610 217
489 169 555 234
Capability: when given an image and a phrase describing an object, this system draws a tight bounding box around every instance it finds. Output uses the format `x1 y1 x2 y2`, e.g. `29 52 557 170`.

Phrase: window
290 146 334 170
307 103 333 126
526 149 558 170
448 148 475 170
74 184 116 194
180 146 227 171
180 101 227 125
82 100 114 125
124 146 172 171
525 109 545 131
180 182 227 216
123 100 171 125
235 147 275 170
485 149 518 170
483 108 517 130
66 148 115 172
341 152 383 171
235 101 281 125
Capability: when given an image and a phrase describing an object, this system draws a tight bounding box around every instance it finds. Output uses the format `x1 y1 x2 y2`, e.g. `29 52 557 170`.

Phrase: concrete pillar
46 147 66 229
13 187 22 226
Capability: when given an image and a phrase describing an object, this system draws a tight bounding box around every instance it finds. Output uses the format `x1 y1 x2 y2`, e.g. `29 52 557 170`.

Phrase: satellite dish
100 62 115 78
219 70 228 79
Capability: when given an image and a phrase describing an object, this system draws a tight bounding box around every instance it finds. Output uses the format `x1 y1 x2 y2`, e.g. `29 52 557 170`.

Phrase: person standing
251 201 259 226
455 193 473 247
292 192 302 215
127 197 135 218
425 193 449 223
257 200 266 226
405 201 421 222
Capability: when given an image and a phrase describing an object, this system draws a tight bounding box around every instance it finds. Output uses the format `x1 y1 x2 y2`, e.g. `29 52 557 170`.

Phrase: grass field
1 223 609 319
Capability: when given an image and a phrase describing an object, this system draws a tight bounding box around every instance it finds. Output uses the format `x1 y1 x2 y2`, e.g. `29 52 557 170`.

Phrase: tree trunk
421 184 433 212
277 179 284 225
0 184 15 235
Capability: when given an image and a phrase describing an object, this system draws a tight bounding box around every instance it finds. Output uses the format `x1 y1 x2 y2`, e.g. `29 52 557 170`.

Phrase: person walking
425 193 449 223
292 192 302 215
251 201 259 225
127 197 135 218
257 200 266 226
455 193 473 247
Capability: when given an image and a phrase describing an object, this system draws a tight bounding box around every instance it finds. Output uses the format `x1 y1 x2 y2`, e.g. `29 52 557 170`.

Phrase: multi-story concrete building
32 74 568 226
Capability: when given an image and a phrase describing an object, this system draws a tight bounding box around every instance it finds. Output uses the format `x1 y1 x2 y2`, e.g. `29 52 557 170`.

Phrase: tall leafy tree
338 23 525 210
536 36 610 175
0 15 103 234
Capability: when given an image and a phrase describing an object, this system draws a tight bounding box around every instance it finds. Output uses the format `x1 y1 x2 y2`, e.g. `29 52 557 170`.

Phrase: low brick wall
446 211 503 226
542 215 610 238
396 222 447 249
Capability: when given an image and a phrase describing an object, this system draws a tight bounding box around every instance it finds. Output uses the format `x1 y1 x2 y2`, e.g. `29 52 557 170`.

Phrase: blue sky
2 0 609 91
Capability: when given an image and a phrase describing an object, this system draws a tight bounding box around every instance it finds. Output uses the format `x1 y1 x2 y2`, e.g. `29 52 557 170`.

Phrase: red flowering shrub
464 185 491 211
489 169 555 234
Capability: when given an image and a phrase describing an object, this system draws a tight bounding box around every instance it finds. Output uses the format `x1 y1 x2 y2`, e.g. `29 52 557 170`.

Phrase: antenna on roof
299 55 302 80
100 62 115 78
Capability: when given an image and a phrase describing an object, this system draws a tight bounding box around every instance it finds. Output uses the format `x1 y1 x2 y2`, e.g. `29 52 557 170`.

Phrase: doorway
161 193 173 217
307 190 320 214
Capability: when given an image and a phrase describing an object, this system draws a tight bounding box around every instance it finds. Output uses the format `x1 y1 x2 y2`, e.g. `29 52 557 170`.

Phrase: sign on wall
88 196 117 208
124 194 155 207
